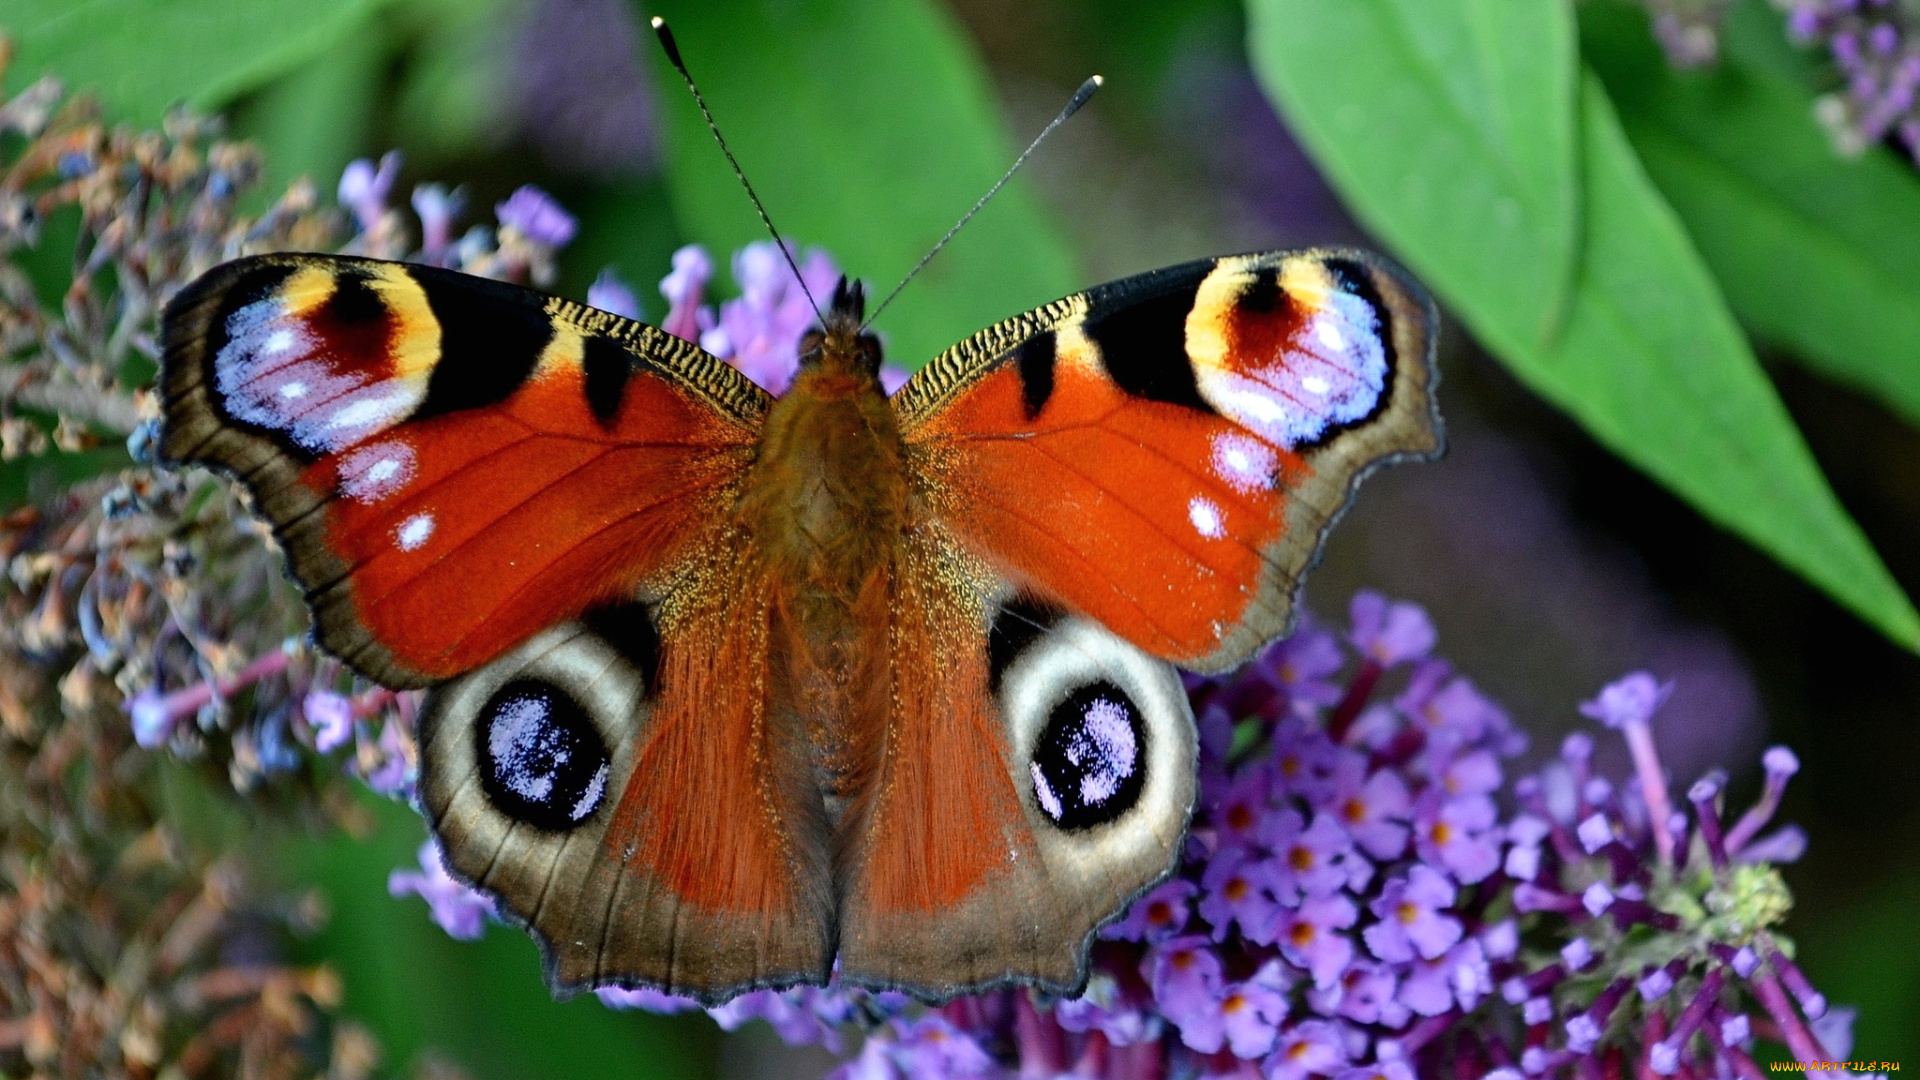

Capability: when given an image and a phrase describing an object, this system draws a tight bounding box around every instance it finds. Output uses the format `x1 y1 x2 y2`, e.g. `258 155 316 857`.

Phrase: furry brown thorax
736 277 907 798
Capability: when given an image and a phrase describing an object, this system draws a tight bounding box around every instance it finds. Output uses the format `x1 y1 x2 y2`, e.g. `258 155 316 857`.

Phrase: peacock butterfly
155 241 1441 1002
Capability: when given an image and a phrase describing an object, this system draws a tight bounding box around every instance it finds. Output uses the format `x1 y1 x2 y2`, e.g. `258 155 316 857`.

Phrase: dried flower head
0 53 605 1074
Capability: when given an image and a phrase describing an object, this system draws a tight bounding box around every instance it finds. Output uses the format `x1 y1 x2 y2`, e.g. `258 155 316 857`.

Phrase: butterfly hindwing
833 533 1196 994
895 248 1441 674
418 589 837 999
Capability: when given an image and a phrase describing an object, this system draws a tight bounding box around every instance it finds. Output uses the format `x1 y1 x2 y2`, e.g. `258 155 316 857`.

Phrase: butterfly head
799 276 884 383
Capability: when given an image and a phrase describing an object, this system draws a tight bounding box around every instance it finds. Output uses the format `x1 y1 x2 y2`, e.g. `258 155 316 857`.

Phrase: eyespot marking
1029 681 1147 831
476 678 611 831
1185 256 1391 450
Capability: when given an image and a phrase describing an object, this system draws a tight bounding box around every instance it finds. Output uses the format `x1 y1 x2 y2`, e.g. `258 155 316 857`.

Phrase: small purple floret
587 267 643 321
494 185 577 248
389 839 492 941
302 689 353 753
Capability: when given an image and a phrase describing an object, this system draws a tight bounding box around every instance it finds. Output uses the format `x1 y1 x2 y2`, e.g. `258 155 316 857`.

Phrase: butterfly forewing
160 253 769 686
895 248 1442 674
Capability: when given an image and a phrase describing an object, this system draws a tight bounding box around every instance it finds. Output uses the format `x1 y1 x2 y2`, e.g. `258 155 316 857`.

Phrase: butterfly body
157 246 1441 1001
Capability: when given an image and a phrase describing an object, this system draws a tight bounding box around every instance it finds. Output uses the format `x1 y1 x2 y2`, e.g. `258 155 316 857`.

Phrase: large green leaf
1584 0 1920 427
1248 0 1917 647
1535 76 1915 647
2 0 391 125
645 0 1077 369
1246 0 1579 348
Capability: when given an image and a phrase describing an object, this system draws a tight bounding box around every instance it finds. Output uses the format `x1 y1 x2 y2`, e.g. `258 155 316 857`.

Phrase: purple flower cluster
1780 0 1920 166
124 639 421 797
1023 595 1526 1077
335 151 579 286
592 593 1849 1078
656 241 911 396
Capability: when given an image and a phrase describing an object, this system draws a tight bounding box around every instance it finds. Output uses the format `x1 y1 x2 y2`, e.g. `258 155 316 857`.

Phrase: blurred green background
6 0 1920 1070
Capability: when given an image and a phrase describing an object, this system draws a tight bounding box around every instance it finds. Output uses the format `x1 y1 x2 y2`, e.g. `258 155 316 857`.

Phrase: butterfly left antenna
863 75 1103 332
650 16 824 325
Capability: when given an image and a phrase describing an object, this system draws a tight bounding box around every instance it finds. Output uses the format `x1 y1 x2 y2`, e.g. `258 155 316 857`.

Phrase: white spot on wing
338 441 417 504
396 513 435 552
1032 763 1063 821
572 763 608 822
1210 432 1276 495
326 389 414 432
1188 496 1225 539
490 695 563 801
1075 697 1137 805
1316 319 1347 352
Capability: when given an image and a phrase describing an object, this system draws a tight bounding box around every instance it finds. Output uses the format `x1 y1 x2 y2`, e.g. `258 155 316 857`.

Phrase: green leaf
1246 0 1579 348
1534 75 1916 648
0 445 129 513
277 795 719 1080
1584 0 1920 427
387 0 518 167
645 0 1077 369
3 0 391 125
1249 0 1917 647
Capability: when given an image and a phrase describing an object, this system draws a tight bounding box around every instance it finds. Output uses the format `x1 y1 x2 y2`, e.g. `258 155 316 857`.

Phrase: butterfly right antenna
862 75 1102 333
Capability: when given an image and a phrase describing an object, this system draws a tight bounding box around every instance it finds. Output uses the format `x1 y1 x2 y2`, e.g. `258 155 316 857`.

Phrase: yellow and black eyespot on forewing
894 247 1441 674
160 254 764 466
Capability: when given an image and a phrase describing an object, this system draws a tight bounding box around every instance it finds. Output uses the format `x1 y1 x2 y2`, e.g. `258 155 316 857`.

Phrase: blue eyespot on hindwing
1030 681 1147 830
476 678 611 831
